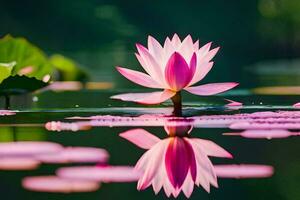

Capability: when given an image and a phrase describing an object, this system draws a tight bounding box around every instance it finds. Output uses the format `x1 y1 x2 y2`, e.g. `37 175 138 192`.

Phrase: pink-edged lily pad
35 147 109 164
0 157 40 170
0 110 16 116
0 142 63 156
214 164 274 179
22 176 100 193
57 166 141 183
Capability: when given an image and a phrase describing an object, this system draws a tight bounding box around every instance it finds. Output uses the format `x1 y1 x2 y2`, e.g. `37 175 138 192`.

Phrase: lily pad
0 61 16 84
0 35 53 80
0 75 48 96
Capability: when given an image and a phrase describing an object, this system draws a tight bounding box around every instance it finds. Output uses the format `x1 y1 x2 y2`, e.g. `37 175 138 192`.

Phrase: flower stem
171 92 182 116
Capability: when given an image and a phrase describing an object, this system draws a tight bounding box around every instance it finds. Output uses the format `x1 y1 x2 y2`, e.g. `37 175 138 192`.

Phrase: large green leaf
0 61 16 83
49 54 89 81
0 75 48 96
0 35 53 80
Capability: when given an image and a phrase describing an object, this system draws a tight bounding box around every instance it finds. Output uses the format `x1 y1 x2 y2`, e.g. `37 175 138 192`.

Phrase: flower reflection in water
120 122 233 198
224 129 300 139
214 164 273 179
23 176 100 193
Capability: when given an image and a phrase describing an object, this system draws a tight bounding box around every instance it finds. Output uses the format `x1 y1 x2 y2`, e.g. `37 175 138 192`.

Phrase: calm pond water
0 90 299 200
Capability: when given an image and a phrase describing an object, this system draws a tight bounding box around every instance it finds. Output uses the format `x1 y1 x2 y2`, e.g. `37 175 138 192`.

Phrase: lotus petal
191 138 233 158
148 35 163 63
185 82 239 96
165 52 192 90
179 35 194 61
202 47 220 63
136 44 165 85
137 140 168 190
117 66 162 88
171 34 181 49
165 138 192 188
188 62 214 86
111 90 176 104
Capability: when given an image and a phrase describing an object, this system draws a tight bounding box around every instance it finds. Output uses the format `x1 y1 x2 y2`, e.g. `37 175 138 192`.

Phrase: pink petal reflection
22 176 100 193
0 157 40 170
45 121 91 132
46 81 83 91
293 102 300 108
0 142 63 156
214 164 274 179
224 99 243 107
119 129 160 149
224 129 297 139
57 166 141 183
229 122 300 130
64 111 300 128
0 110 16 116
35 147 109 164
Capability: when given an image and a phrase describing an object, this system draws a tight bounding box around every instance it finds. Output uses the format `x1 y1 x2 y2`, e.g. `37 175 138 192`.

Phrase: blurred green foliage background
1 0 300 88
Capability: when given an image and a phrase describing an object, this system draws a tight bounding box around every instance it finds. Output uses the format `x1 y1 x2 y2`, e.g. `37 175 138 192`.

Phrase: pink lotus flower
111 34 238 104
119 127 232 198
